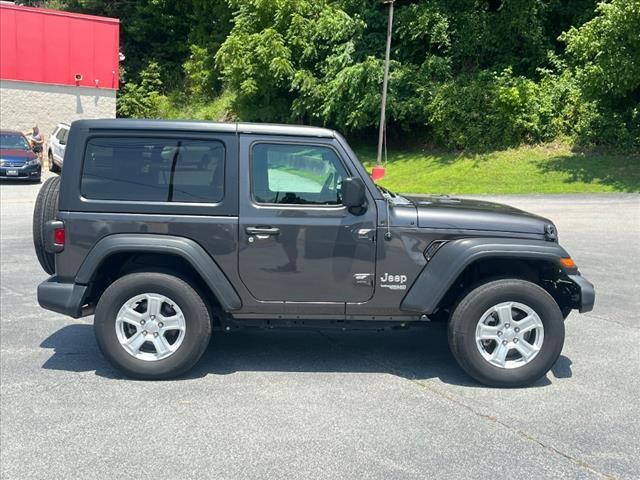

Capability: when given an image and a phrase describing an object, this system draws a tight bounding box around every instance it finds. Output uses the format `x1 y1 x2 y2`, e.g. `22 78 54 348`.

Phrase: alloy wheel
475 301 544 369
115 293 186 361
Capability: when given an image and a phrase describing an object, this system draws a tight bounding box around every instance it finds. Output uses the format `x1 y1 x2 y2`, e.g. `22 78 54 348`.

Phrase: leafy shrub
562 0 640 100
426 69 548 150
424 66 611 150
156 90 236 122
536 68 584 142
561 0 640 148
183 44 215 100
572 102 638 148
117 62 167 118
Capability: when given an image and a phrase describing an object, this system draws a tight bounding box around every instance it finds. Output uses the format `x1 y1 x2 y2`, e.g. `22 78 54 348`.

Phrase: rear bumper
37 276 92 318
568 274 595 313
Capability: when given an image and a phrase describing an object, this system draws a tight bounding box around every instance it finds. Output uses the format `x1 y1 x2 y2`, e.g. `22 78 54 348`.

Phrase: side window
251 143 348 205
81 137 225 203
59 129 69 144
56 128 66 141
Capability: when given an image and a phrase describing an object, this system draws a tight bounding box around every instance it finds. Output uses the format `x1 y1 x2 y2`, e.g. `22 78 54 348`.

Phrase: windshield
0 133 31 151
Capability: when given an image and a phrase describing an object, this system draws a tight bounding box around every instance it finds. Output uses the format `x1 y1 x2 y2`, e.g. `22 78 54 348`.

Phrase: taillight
44 220 65 253
54 227 65 246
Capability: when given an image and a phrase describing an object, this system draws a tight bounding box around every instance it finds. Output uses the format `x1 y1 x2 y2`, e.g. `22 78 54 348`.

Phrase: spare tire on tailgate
33 176 61 275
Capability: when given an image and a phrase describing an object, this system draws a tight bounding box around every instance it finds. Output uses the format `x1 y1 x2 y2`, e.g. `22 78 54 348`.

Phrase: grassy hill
356 144 639 194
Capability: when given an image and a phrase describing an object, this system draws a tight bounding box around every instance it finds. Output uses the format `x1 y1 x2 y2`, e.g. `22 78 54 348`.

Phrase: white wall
0 79 116 142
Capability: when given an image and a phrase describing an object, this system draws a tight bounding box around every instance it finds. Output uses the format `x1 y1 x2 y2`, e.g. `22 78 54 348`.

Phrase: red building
0 2 120 137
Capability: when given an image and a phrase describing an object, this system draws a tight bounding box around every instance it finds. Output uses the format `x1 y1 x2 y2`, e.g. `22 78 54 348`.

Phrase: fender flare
76 234 242 311
400 237 572 314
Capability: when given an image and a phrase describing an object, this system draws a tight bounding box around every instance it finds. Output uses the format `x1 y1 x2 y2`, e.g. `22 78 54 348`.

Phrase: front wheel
94 272 212 379
48 152 60 173
448 279 564 388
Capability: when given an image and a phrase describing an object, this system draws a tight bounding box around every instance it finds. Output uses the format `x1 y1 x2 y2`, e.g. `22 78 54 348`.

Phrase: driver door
238 136 377 312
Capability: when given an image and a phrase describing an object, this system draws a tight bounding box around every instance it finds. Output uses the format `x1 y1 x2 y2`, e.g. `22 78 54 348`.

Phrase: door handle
246 226 280 236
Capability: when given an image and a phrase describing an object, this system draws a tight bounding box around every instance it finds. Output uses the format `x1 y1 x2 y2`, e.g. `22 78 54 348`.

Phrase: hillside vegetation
44 0 639 151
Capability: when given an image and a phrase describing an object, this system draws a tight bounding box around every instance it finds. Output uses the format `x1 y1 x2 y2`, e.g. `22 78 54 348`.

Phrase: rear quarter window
81 137 225 203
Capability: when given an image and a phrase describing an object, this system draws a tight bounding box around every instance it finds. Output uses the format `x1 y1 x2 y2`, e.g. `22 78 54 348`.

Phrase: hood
0 149 37 165
405 195 553 236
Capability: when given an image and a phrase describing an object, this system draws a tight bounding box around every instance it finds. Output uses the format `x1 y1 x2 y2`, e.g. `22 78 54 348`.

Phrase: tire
94 272 212 379
32 175 61 275
48 151 60 173
448 279 564 388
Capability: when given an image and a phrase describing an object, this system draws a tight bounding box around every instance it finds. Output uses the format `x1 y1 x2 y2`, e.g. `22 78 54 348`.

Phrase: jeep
33 119 595 387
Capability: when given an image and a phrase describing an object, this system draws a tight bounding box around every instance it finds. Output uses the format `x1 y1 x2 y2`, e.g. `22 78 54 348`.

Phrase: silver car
47 123 70 173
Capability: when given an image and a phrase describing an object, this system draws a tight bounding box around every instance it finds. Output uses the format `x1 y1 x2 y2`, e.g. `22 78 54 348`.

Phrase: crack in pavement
316 330 618 480
582 312 639 330
403 378 618 480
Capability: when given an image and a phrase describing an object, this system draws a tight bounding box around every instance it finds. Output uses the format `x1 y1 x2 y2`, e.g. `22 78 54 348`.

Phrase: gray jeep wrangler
33 119 594 387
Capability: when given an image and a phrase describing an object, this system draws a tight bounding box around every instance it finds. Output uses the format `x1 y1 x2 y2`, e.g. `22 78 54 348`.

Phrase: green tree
117 61 166 118
183 44 214 100
216 0 367 124
563 0 640 99
562 0 640 146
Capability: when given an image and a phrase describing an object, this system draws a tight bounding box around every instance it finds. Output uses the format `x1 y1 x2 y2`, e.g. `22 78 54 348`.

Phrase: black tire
448 279 564 388
94 272 212 379
48 151 60 173
32 175 60 275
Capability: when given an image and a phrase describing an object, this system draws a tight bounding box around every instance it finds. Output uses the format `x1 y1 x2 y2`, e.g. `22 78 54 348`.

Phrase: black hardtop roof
72 119 337 138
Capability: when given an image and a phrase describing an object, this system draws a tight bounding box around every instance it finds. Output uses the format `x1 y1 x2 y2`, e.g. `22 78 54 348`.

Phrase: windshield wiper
376 184 396 198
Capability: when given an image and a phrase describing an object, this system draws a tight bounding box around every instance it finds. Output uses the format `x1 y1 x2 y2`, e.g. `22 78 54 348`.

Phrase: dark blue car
0 130 42 182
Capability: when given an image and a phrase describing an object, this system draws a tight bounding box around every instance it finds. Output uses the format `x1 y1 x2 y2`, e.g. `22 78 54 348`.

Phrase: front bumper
568 274 595 313
38 276 92 318
0 163 41 179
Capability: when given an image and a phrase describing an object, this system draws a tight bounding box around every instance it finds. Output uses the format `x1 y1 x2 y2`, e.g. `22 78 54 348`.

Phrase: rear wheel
448 279 564 387
32 175 60 274
94 273 212 379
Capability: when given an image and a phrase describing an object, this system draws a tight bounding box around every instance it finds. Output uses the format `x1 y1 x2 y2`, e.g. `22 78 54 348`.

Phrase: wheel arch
401 237 575 316
77 234 242 312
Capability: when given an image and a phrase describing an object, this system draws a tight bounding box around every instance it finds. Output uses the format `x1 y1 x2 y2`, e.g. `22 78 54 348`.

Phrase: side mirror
341 177 366 210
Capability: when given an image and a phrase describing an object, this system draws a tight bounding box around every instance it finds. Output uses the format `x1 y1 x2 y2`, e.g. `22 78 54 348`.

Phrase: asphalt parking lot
1 174 639 480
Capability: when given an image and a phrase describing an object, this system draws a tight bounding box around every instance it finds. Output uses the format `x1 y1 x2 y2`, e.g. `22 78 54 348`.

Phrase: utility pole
373 0 394 181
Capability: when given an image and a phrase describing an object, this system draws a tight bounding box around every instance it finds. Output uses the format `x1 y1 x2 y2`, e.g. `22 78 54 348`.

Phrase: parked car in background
0 129 41 182
48 123 70 173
